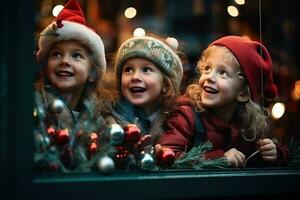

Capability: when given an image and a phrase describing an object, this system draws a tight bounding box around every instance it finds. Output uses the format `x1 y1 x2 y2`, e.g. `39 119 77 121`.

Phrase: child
34 0 111 171
157 36 289 168
112 35 183 148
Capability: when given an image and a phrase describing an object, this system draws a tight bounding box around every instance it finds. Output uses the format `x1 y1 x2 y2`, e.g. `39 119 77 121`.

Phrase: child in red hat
157 36 289 168
34 0 112 171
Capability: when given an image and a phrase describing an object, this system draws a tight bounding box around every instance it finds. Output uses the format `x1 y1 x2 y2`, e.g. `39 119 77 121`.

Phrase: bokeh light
271 102 285 119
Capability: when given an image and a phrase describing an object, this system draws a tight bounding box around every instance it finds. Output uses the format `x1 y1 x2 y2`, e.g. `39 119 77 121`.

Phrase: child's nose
131 71 141 80
61 55 71 66
207 71 217 82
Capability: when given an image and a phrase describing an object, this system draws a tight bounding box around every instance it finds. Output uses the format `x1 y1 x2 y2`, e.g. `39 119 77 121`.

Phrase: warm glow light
52 5 64 17
124 7 137 19
133 28 145 37
235 0 245 5
292 80 300 100
227 6 239 17
271 102 285 119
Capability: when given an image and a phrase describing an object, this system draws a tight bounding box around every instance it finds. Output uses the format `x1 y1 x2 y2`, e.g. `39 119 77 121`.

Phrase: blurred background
35 0 300 144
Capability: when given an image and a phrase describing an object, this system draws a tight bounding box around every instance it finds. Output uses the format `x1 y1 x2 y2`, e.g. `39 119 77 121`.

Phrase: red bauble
47 126 56 136
90 132 98 143
56 129 70 144
89 142 98 155
124 124 141 145
156 147 175 166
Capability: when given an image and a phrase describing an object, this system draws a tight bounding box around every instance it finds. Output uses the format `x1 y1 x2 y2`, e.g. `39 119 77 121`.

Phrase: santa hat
211 36 277 103
36 0 106 76
115 36 183 94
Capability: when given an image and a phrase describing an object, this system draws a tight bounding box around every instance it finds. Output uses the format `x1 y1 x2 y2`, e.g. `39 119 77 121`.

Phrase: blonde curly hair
186 45 270 140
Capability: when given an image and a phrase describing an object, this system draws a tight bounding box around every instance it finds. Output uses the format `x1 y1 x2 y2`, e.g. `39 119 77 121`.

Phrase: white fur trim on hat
36 21 106 72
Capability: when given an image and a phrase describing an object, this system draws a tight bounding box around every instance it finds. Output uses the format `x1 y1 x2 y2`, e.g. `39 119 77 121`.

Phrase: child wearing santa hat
34 0 112 171
157 36 289 168
111 35 183 150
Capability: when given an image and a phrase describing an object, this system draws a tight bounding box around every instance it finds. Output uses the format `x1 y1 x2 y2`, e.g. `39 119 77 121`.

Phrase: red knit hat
211 36 277 103
36 0 106 78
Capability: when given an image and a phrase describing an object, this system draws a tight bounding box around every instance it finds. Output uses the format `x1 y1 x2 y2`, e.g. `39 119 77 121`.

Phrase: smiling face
46 40 92 96
198 45 246 117
121 57 164 114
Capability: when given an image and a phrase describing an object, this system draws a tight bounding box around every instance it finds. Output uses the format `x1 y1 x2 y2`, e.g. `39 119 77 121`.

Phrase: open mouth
55 70 74 77
129 87 146 93
203 86 218 94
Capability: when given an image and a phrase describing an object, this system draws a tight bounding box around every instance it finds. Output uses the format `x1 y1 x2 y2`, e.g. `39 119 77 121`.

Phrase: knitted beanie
36 0 106 77
115 36 183 94
211 36 277 103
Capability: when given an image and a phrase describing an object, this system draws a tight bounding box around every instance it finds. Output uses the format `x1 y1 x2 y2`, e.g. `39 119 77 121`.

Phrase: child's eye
123 66 133 73
72 52 84 59
142 66 152 73
201 65 212 73
49 50 61 58
219 69 230 78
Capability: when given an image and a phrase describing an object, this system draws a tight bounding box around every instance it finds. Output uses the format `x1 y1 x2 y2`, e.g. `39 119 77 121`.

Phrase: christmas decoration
155 144 176 167
140 153 154 171
286 138 300 167
33 91 104 172
34 92 230 172
109 124 124 145
49 99 64 114
97 156 115 174
169 142 229 169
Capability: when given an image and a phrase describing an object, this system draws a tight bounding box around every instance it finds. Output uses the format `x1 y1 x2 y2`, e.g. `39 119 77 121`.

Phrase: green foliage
171 142 229 169
286 138 300 167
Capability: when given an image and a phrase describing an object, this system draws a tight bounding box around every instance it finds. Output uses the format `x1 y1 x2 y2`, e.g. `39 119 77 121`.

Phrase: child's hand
257 138 277 163
224 148 245 167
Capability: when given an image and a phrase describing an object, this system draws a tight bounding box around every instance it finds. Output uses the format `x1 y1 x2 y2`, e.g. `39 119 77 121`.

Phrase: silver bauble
140 153 154 171
50 99 64 114
109 124 124 145
97 156 115 174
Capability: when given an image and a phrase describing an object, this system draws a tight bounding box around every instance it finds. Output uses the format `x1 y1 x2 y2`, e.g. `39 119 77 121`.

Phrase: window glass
33 0 299 174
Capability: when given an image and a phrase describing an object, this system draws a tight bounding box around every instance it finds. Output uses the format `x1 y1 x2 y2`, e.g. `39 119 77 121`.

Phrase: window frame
1 1 299 199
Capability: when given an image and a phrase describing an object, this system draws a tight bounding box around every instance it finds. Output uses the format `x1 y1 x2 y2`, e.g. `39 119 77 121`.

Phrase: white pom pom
166 37 179 50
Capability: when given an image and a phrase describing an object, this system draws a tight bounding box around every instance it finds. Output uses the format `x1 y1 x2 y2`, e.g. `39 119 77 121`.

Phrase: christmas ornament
47 126 56 136
50 99 64 114
56 129 70 144
109 124 124 145
140 153 154 171
89 142 98 155
155 144 175 166
113 146 130 169
124 124 141 145
97 156 115 173
90 132 98 143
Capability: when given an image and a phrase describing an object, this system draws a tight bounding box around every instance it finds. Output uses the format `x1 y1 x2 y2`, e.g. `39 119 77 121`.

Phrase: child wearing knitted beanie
157 36 289 168
112 35 183 147
34 0 112 171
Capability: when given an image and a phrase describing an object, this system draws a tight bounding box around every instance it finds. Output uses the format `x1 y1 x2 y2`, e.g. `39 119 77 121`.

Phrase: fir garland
286 138 300 167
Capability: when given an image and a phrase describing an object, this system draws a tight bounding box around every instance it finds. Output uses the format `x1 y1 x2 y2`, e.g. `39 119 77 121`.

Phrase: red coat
157 105 289 167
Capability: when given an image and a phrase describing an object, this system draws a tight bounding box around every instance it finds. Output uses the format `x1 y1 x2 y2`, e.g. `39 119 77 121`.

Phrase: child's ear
237 86 250 102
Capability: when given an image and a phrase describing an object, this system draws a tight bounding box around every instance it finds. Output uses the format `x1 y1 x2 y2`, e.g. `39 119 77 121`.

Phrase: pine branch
286 138 300 167
170 142 229 169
